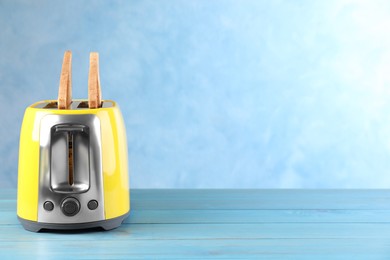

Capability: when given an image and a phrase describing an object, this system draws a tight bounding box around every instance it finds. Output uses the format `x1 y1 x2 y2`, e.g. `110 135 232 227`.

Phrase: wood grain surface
1 189 390 259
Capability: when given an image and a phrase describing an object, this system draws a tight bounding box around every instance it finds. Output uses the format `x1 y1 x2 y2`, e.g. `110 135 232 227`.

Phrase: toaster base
18 212 129 232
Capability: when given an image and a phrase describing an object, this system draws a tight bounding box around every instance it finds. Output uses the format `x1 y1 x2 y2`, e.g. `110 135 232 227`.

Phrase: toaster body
17 100 130 232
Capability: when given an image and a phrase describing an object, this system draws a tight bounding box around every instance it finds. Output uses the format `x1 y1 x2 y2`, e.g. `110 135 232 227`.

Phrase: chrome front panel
38 114 105 223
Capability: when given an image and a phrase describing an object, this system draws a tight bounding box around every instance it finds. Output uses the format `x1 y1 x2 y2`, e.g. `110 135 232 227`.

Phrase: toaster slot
50 124 90 194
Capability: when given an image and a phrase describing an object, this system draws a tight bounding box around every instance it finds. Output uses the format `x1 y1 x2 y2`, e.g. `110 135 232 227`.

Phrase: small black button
61 197 80 216
43 201 54 211
87 200 98 210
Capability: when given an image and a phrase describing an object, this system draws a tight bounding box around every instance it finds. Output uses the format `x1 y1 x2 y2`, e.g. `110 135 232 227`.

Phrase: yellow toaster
17 51 130 232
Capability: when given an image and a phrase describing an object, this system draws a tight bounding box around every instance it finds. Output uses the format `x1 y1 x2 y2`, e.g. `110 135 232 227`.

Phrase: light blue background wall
1 0 390 188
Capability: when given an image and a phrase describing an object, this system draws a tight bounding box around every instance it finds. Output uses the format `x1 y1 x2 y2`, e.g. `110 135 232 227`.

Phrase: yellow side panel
98 107 130 219
17 108 42 221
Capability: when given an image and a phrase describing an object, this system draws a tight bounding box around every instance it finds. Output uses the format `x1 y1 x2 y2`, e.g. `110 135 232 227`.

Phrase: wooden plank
3 223 390 240
125 209 390 224
3 189 390 258
130 189 390 210
0 238 388 259
4 209 390 225
5 209 390 225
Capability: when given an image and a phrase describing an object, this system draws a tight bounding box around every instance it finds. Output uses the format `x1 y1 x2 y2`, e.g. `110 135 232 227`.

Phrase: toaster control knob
43 201 54 211
61 197 80 216
87 200 98 210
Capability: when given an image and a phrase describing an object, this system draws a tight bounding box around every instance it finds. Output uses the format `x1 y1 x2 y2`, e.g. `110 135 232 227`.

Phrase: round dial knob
61 197 80 216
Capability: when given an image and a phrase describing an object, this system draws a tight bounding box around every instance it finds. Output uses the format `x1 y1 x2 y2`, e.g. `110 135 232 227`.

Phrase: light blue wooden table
1 189 390 259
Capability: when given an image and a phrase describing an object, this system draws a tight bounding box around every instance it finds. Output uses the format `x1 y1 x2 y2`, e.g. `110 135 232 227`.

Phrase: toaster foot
18 212 129 232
